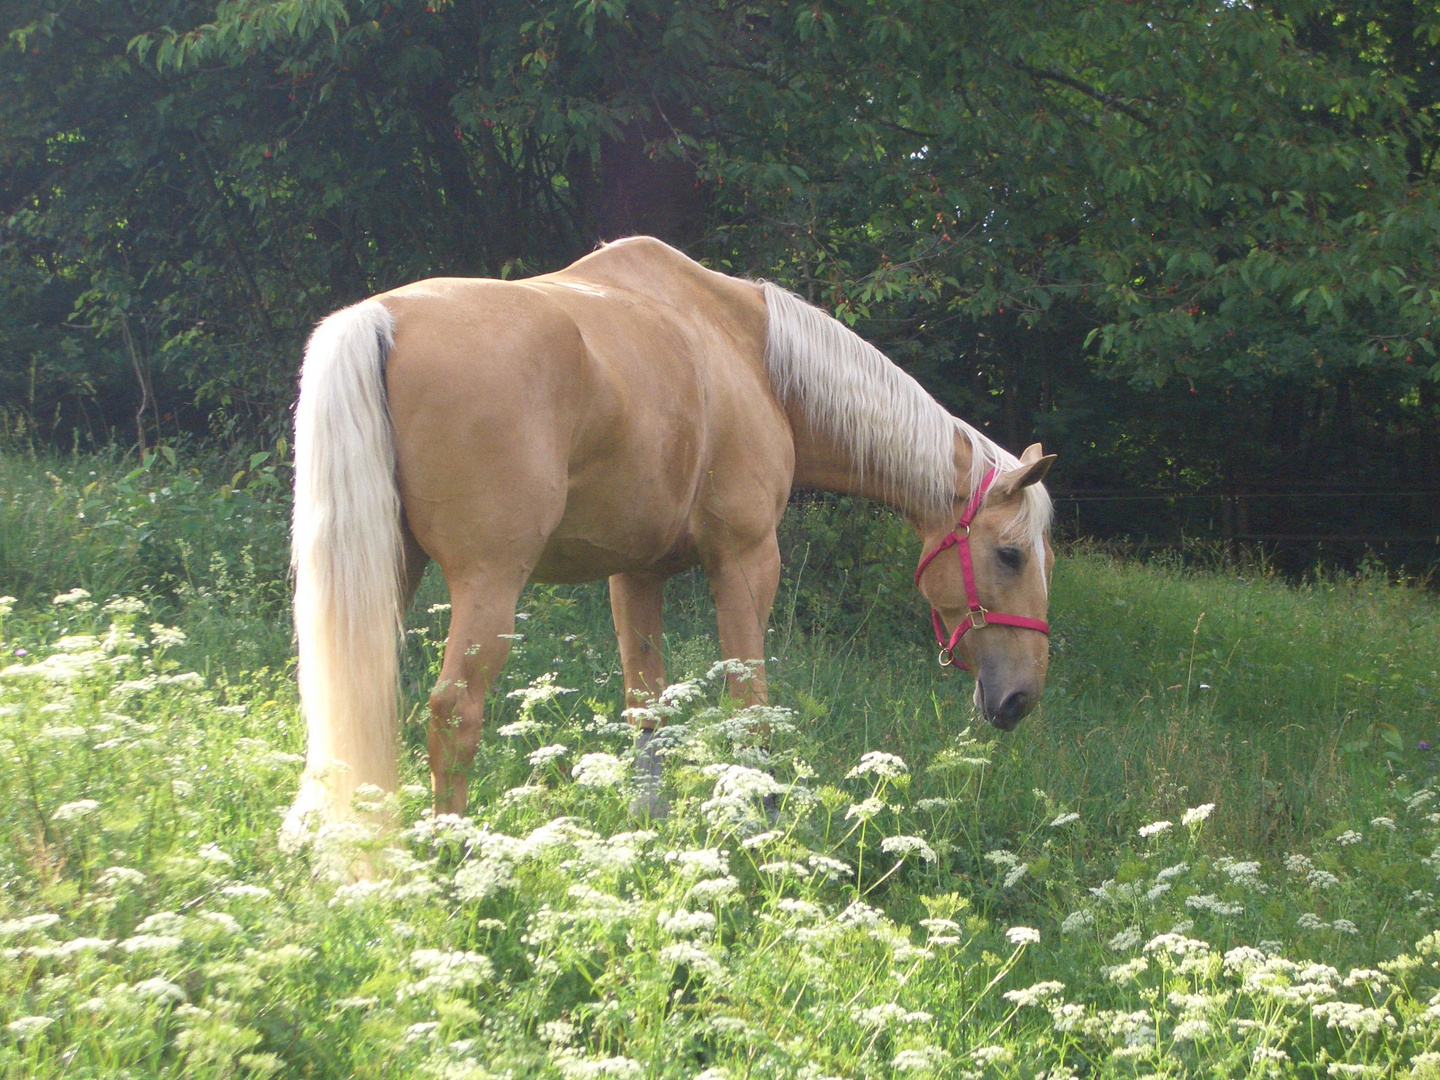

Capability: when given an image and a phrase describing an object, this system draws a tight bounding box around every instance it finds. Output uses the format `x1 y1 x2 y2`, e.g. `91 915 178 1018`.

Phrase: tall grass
1 450 1438 1077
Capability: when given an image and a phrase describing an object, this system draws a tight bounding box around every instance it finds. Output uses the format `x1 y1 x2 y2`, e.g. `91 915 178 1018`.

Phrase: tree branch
1008 60 1154 128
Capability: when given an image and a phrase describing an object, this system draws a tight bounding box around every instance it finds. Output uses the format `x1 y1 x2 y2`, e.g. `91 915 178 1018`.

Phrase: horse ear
993 443 1055 496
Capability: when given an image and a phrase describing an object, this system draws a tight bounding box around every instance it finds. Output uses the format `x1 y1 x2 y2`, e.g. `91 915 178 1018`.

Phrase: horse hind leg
610 570 671 816
428 574 524 816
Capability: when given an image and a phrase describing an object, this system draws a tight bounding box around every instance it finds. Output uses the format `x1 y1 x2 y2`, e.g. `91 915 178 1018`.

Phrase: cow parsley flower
1181 803 1215 826
1138 820 1173 838
1002 980 1064 1007
846 751 908 780
528 744 568 767
6 1016 54 1039
51 799 101 822
571 753 627 788
881 835 937 862
845 797 885 822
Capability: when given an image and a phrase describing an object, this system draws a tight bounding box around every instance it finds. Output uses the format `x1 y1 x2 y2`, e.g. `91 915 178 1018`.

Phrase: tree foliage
2 0 1437 538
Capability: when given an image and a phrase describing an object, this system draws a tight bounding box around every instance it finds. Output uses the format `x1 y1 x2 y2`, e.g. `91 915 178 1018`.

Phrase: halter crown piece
913 468 1051 669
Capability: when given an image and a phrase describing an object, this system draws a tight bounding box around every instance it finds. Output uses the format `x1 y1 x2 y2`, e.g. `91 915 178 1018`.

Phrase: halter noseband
913 468 1050 669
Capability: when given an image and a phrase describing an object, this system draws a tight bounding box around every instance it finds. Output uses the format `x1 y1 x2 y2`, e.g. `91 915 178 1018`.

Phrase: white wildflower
196 911 242 937
540 1019 577 1046
1370 816 1396 830
1138 820 1173 838
1181 803 1215 826
1173 1018 1212 1041
1107 926 1142 952
1335 830 1363 846
846 751 908 779
881 835 937 862
806 854 853 880
668 848 729 877
1002 980 1065 1007
659 680 703 706
6 1016 54 1039
1006 926 1040 946
686 876 741 905
197 843 234 865
220 884 272 899
890 1046 947 1073
1186 894 1244 917
528 744 568 767
659 941 726 980
571 753 628 788
148 624 187 648
705 658 756 681
0 913 60 938
852 1002 932 1028
132 977 186 1003
1308 869 1341 889
1105 957 1149 983
551 1050 644 1080
845 797 884 822
1049 811 1080 827
496 719 543 738
397 949 495 999
658 910 716 938
506 672 575 710
53 588 91 606
1311 1001 1396 1034
334 996 379 1010
1060 909 1095 934
51 799 101 822
1156 861 1190 882
971 1046 1013 1066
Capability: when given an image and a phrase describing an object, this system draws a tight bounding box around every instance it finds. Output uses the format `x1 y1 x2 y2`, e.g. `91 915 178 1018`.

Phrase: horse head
915 443 1056 731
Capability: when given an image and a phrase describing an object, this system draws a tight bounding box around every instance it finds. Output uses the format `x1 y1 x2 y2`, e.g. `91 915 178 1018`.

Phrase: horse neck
788 412 972 526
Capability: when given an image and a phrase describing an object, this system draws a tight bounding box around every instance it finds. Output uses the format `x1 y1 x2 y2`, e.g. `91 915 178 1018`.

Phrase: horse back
377 239 791 583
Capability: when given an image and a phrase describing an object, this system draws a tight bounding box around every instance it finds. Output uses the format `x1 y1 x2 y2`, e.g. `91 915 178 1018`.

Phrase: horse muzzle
974 676 1039 731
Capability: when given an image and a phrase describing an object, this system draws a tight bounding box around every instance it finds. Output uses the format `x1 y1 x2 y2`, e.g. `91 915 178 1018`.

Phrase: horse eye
997 546 1023 569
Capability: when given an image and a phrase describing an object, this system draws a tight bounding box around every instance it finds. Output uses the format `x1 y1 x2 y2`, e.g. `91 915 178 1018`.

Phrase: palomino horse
285 236 1054 834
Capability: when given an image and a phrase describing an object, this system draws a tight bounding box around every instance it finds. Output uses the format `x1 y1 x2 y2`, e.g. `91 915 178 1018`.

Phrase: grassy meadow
1 447 1439 1079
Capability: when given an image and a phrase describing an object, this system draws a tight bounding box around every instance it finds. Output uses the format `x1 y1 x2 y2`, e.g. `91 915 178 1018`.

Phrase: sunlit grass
1 450 1438 1078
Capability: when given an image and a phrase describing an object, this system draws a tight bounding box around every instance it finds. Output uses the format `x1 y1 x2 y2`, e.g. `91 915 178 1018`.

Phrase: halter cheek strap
914 468 1050 669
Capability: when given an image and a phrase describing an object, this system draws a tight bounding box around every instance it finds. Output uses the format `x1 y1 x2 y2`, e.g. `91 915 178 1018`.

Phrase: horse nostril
995 689 1032 726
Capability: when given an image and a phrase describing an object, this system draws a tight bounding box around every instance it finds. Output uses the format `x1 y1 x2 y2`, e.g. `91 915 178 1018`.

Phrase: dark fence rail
1050 489 1440 578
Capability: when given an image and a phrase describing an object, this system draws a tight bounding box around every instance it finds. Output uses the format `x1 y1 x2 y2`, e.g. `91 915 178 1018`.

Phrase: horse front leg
428 575 523 816
705 533 782 706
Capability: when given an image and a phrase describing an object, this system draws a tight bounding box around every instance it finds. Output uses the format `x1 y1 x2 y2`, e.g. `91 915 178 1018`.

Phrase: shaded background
2 0 1437 573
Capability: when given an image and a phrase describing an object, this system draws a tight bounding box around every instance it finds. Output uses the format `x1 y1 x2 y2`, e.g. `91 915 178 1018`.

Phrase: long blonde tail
283 299 403 845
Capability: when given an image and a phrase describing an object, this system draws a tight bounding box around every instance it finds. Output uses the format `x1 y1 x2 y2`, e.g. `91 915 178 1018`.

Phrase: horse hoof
630 730 669 820
762 792 781 825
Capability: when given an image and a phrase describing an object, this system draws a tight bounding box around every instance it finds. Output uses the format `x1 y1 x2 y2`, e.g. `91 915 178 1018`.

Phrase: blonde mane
760 283 1052 556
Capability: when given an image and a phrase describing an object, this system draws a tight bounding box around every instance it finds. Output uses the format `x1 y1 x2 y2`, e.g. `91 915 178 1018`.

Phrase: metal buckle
970 606 988 629
937 648 953 667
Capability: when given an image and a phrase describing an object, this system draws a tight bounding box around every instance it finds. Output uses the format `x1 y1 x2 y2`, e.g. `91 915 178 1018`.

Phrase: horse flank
760 283 1052 559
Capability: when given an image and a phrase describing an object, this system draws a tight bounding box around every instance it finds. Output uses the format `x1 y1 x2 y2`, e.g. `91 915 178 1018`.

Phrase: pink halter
913 468 1050 669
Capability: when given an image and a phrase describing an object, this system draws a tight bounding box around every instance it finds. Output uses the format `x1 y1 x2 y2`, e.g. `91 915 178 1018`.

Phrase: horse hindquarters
284 300 406 845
